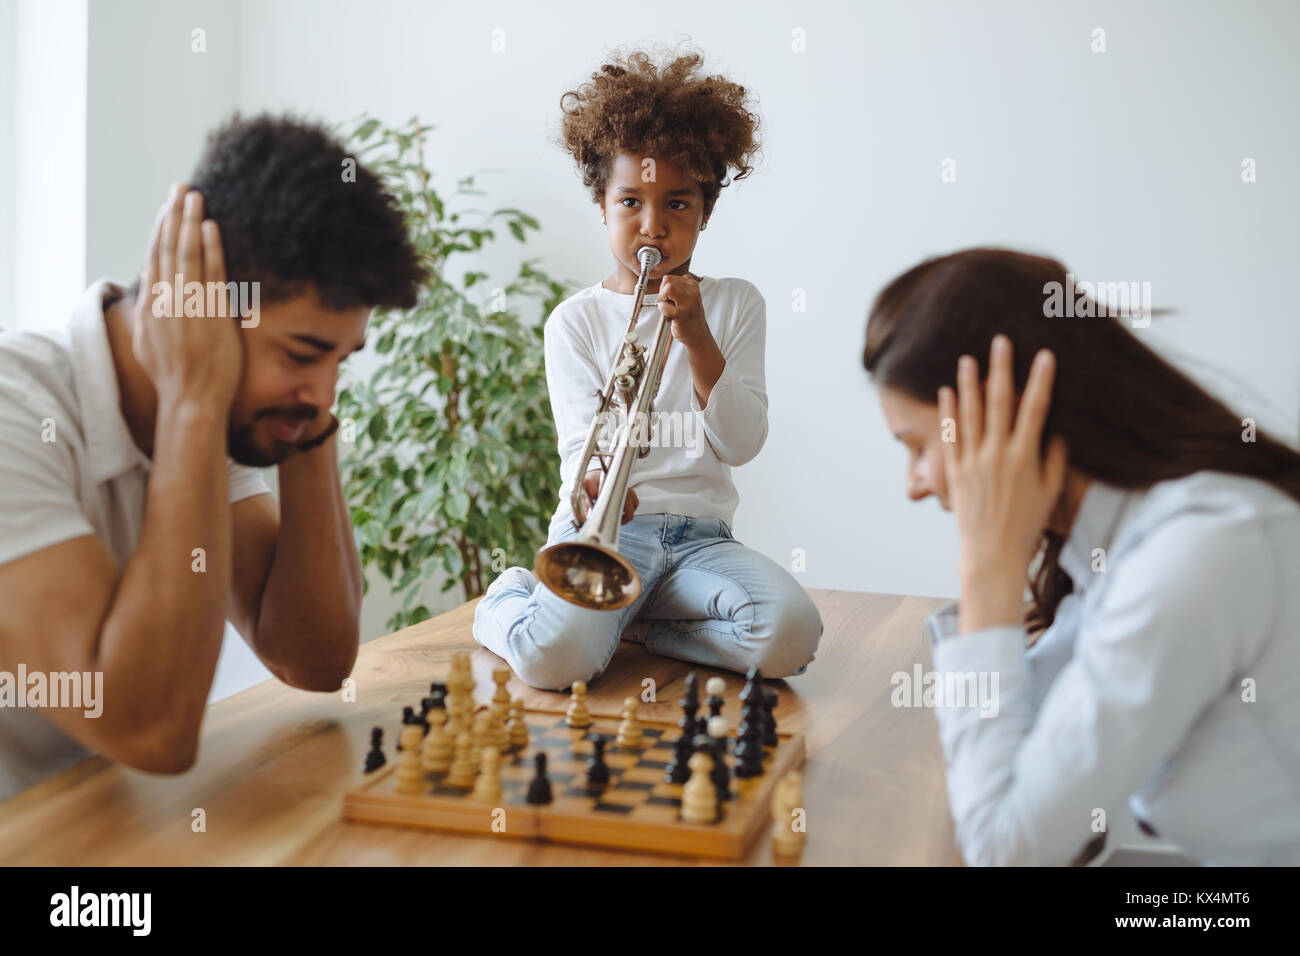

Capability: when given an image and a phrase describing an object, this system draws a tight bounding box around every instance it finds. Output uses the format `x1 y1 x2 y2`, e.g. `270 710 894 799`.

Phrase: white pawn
771 770 807 857
446 730 477 788
420 708 453 773
566 680 592 728
491 666 512 706
506 699 530 750
471 746 502 802
395 723 426 794
616 696 643 749
680 750 719 824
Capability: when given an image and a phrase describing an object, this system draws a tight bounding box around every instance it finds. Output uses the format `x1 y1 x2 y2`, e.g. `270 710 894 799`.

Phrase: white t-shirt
543 276 768 540
0 279 269 800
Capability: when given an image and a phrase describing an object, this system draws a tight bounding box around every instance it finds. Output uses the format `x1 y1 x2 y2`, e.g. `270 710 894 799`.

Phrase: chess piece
506 699 530 750
445 652 475 739
734 699 765 778
771 770 807 857
678 672 701 738
420 708 453 773
471 746 503 802
586 735 611 787
706 716 732 802
363 727 386 772
705 676 726 723
488 699 510 753
680 750 720 824
762 688 779 747
566 680 592 728
470 712 493 769
616 696 643 749
491 666 512 706
397 706 417 749
446 730 477 788
395 722 426 794
664 725 694 784
526 752 553 805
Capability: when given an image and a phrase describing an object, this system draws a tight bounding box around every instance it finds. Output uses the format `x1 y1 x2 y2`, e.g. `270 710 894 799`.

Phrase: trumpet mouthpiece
637 246 662 269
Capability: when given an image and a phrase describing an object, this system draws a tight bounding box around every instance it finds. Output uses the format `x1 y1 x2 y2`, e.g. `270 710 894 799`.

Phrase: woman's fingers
985 335 1014 442
1012 349 1057 456
202 220 226 285
158 182 186 286
956 354 983 452
938 385 960 478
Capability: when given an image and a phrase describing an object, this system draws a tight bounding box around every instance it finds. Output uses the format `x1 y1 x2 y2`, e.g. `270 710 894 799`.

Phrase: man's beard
227 406 319 467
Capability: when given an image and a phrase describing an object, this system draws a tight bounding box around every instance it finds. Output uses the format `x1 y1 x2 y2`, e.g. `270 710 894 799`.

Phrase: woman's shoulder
1111 470 1300 586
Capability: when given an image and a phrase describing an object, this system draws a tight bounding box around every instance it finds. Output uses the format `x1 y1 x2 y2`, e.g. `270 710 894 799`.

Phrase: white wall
10 0 1299 649
12 0 87 332
232 0 1300 606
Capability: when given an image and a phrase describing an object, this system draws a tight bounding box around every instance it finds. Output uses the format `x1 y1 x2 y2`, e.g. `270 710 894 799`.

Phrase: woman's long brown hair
862 248 1300 633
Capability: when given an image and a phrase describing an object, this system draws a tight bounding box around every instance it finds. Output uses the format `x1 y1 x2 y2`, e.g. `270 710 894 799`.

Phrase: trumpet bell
534 540 643 611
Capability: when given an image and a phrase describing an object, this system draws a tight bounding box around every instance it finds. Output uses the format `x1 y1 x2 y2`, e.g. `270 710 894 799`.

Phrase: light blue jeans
472 514 823 691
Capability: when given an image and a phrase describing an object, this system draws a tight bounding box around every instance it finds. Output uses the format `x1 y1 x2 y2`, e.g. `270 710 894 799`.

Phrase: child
473 48 822 691
863 247 1300 865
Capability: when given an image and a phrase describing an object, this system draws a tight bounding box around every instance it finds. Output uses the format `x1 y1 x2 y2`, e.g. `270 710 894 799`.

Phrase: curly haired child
473 47 822 691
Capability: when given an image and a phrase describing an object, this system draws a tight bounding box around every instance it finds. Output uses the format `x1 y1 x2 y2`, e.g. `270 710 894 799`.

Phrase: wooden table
0 590 962 865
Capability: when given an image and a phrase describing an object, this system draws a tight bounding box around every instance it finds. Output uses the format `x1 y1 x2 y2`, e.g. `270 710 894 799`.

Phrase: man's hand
132 183 242 409
582 469 638 524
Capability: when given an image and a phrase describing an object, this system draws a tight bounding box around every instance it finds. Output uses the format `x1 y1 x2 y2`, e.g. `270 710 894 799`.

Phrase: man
0 114 425 797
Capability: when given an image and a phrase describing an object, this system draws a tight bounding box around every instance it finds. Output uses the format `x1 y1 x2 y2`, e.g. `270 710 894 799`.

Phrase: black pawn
586 735 611 787
761 688 779 747
526 752 553 805
363 727 386 772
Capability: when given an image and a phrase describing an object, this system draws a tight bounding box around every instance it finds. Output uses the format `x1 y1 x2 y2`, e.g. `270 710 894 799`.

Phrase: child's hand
657 275 712 351
938 335 1068 634
582 469 638 524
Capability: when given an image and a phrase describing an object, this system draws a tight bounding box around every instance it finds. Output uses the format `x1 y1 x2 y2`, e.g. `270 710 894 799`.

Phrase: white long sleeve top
542 276 768 539
928 471 1300 866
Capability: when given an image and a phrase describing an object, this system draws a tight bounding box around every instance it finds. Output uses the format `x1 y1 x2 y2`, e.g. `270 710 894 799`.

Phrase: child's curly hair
557 47 761 217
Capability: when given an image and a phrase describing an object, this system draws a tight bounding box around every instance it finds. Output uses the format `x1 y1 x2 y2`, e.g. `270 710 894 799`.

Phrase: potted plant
336 115 568 630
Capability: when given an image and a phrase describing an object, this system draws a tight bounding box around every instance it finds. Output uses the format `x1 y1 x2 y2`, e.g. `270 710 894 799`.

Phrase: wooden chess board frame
342 706 806 860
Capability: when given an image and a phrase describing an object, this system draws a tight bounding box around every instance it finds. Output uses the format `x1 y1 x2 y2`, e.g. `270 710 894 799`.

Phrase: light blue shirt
928 471 1300 866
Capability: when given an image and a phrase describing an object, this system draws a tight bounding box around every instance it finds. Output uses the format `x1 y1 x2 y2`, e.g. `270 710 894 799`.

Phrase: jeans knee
509 634 610 692
752 595 822 678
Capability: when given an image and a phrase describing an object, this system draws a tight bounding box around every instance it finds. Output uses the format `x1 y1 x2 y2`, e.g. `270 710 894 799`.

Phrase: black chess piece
526 752 553 805
701 731 731 804
733 703 765 778
762 688 779 747
586 734 611 787
665 727 694 784
428 681 448 701
678 672 700 731
363 727 386 772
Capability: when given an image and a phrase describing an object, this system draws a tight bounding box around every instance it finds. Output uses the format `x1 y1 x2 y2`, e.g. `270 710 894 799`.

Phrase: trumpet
534 245 669 610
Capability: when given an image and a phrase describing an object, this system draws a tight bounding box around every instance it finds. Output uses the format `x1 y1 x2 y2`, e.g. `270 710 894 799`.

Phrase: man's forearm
96 402 233 761
254 434 362 689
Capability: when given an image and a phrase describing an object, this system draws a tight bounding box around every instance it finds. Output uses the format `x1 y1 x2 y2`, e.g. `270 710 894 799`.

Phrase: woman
863 247 1300 865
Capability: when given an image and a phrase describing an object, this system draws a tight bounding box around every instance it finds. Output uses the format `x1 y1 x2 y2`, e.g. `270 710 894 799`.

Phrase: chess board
342 706 805 860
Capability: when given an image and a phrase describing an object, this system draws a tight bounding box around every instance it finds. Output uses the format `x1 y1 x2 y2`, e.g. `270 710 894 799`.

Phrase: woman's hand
939 334 1068 634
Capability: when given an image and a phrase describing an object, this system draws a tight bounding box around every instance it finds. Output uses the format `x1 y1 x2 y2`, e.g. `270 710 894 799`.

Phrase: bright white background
3 0 1298 704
